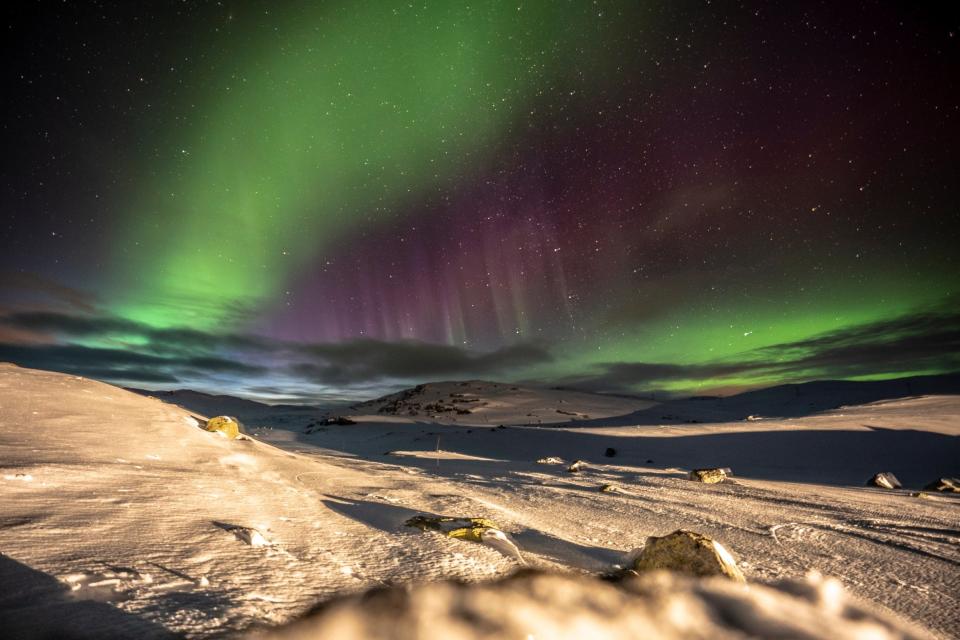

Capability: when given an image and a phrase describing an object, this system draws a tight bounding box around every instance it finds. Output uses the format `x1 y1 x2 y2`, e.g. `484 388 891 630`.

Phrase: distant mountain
129 372 960 429
709 372 960 418
126 388 325 427
566 371 960 427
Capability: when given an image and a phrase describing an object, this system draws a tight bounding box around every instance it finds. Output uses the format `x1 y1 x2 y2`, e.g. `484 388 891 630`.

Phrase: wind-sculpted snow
0 364 957 638
260 570 934 640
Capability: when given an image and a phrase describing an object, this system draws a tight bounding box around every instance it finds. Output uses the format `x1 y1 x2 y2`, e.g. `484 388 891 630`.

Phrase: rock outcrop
689 468 729 484
922 477 959 493
867 472 902 489
631 530 745 582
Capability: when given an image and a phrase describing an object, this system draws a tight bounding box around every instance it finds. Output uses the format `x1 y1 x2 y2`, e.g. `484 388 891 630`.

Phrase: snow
260 570 934 640
1 363 957 638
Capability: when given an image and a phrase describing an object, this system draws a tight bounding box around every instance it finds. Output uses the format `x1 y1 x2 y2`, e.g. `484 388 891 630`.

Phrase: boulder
632 530 745 582
537 456 564 465
867 472 902 489
922 477 959 493
204 415 241 439
689 468 728 484
568 460 587 473
600 484 621 493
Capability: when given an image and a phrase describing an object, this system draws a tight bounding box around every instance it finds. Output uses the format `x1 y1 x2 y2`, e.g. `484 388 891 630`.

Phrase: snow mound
260 569 933 640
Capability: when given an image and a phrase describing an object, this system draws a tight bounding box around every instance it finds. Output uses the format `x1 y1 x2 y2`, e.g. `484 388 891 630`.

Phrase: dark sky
2 1 958 402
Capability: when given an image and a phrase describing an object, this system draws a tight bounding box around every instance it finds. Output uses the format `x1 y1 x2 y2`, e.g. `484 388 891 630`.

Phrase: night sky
1 1 958 402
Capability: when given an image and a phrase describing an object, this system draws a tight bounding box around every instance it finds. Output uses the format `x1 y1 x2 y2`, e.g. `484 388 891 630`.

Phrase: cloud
0 272 99 313
0 311 274 356
0 343 182 383
553 303 960 393
0 310 553 392
0 311 141 337
295 339 553 384
1 302 955 399
0 340 266 385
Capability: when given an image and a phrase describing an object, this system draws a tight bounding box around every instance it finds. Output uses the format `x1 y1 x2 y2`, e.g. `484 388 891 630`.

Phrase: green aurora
2 1 957 398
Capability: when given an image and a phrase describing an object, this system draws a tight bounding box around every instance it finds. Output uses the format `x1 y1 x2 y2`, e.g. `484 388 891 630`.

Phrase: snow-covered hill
126 387 328 431
1 363 957 638
352 379 653 424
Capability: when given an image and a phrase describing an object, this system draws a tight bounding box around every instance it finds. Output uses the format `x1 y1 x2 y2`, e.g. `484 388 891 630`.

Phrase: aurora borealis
1 1 958 401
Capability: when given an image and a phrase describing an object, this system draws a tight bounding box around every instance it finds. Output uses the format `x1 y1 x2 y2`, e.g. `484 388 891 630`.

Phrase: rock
568 460 587 473
217 523 273 547
322 416 357 426
632 530 745 582
604 447 617 458
405 515 523 563
262 569 932 640
922 477 959 493
867 472 902 489
537 456 564 465
600 484 620 493
404 515 499 542
689 468 728 484
204 415 241 439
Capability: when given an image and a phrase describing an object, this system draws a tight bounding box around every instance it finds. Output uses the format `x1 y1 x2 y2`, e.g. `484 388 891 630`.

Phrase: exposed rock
922 477 959 493
604 447 617 458
261 569 932 640
632 530 745 582
404 516 523 563
537 456 564 465
689 468 728 484
217 523 273 547
322 416 357 426
404 515 499 542
204 415 241 439
568 460 587 473
600 484 620 493
867 472 902 489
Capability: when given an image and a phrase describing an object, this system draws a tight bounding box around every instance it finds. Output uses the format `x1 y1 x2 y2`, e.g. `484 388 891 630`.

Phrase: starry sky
1 1 958 402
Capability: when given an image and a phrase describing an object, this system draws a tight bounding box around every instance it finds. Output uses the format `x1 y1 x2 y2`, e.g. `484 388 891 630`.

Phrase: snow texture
1 364 957 638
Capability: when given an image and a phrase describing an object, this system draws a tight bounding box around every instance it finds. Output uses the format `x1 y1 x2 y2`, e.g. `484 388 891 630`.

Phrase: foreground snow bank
260 569 932 640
